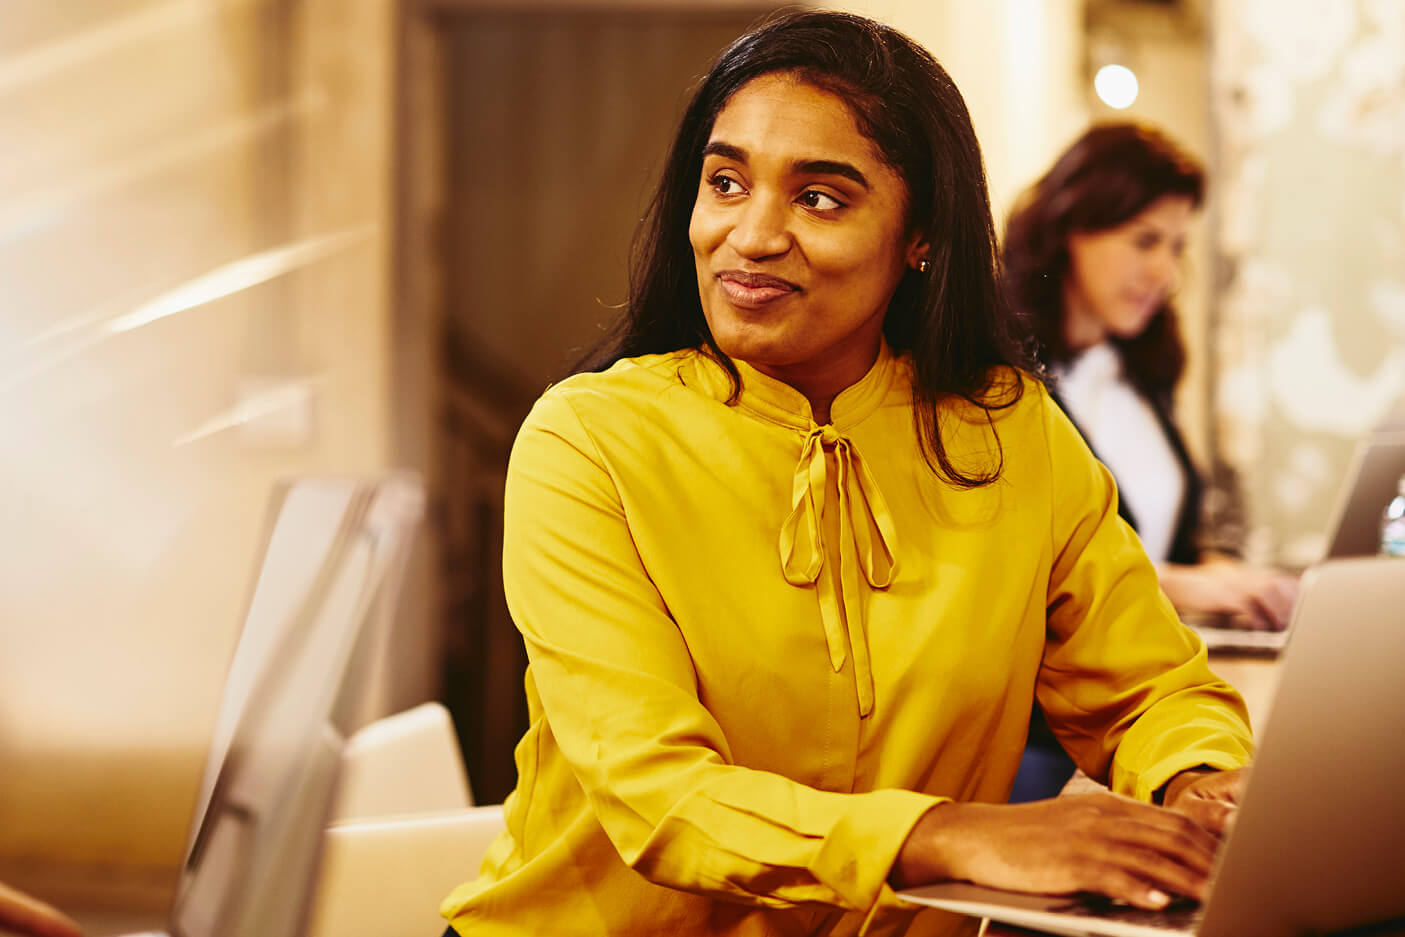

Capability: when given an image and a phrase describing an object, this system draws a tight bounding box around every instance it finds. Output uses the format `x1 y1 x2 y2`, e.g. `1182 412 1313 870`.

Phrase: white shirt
1054 343 1185 563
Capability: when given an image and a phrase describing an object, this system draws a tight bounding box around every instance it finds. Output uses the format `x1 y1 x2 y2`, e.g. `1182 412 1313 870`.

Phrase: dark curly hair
574 9 1037 487
1002 122 1204 399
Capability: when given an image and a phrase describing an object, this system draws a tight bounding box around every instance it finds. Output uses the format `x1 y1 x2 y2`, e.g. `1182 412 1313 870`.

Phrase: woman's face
1061 194 1195 348
689 72 927 400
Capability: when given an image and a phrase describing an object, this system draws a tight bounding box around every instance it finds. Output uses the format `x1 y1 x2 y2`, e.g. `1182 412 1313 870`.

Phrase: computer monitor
164 474 423 937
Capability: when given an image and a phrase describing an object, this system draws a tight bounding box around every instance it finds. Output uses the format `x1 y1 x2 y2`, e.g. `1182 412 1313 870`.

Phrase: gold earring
917 259 931 274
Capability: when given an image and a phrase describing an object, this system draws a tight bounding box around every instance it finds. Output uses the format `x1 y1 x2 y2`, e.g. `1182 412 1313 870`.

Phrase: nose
726 191 791 259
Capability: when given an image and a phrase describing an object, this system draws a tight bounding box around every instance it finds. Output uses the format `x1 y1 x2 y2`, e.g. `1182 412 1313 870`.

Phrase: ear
905 234 932 272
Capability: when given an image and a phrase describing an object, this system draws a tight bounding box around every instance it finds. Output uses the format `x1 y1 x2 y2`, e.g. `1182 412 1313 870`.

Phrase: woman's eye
799 190 843 211
709 174 744 196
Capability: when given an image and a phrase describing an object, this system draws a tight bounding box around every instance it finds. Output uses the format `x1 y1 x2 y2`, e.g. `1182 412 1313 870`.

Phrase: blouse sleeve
500 389 941 914
1036 384 1254 801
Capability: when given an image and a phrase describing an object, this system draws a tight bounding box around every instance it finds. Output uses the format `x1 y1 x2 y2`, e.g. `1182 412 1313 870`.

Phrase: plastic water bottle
1382 474 1405 557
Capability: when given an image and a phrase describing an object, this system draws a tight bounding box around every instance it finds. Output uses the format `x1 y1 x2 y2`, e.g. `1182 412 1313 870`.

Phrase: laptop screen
167 476 422 937
1322 431 1405 559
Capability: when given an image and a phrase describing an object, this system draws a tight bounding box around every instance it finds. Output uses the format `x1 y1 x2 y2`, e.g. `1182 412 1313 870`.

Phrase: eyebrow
701 142 871 191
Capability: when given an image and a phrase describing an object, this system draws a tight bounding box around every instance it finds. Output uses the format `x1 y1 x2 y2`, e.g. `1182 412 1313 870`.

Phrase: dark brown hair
1002 122 1204 399
574 9 1037 487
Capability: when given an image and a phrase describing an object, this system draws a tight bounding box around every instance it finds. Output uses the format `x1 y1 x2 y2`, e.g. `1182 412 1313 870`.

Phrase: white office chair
303 702 506 937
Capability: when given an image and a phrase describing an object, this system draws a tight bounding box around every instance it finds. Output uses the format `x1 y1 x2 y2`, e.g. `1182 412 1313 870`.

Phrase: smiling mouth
717 271 800 308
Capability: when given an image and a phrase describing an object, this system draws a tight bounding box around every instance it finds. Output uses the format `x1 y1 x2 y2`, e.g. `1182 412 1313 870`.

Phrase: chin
706 317 798 365
1113 310 1157 340
713 334 799 368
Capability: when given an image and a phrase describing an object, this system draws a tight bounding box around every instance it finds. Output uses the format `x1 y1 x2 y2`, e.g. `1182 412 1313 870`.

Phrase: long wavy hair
1002 122 1204 399
574 9 1036 487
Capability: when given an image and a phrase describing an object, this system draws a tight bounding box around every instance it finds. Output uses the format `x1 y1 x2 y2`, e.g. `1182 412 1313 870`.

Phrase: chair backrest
329 701 474 822
304 700 502 937
304 805 506 937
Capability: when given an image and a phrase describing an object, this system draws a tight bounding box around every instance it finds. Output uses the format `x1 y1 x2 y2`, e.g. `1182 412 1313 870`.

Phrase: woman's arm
890 791 1224 910
886 390 1253 908
1034 384 1254 799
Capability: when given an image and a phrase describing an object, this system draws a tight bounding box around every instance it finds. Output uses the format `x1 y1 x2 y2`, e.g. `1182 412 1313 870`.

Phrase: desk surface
1208 653 1281 736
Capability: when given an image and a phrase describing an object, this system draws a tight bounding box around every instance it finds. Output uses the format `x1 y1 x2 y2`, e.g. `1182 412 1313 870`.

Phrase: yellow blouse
441 343 1252 937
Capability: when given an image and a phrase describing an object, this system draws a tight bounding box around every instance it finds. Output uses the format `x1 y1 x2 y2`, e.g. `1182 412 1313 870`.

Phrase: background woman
1002 123 1297 803
1003 123 1298 631
441 15 1251 937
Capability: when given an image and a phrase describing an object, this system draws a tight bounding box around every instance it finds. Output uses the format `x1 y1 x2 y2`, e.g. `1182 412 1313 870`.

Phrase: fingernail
1148 890 1171 907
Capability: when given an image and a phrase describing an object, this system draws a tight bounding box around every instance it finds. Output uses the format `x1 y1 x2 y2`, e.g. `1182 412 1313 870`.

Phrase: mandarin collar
688 339 898 432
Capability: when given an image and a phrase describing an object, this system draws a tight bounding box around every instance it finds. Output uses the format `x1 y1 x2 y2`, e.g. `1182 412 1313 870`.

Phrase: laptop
1320 430 1405 559
899 555 1405 937
109 474 423 937
1186 430 1405 655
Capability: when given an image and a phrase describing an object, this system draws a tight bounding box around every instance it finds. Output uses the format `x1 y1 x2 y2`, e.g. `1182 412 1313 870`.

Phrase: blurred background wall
1210 0 1405 567
0 0 403 907
1 0 1401 912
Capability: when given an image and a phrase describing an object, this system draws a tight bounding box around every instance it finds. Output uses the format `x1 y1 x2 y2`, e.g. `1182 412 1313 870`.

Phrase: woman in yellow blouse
441 11 1251 937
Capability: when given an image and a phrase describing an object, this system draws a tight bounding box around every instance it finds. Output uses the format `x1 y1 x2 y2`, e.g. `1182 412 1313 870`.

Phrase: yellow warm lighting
1094 63 1139 109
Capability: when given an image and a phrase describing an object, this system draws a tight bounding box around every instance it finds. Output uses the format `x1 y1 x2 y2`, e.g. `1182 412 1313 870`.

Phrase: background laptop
92 474 422 937
899 555 1405 937
1186 429 1405 654
1320 430 1405 559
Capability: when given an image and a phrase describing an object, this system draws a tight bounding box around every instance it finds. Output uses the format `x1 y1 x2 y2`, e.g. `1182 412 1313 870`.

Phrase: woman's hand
890 793 1221 909
0 882 82 937
1157 560 1299 631
1161 767 1245 838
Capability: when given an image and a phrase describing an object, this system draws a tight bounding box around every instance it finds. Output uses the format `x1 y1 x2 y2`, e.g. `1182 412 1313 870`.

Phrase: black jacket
1049 384 1203 566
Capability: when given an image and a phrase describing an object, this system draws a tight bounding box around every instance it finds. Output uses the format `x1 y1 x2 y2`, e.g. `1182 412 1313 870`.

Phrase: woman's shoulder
523 349 702 432
539 349 694 398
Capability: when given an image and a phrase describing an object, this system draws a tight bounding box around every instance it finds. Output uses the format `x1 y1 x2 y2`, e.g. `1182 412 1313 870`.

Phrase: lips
717 270 800 308
1129 294 1162 320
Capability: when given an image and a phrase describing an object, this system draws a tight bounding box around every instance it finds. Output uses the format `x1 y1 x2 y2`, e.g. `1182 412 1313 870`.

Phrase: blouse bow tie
778 424 899 717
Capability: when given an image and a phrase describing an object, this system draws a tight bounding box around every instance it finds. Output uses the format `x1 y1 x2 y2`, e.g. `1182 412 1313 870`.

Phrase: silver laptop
112 474 423 937
899 555 1405 937
1321 430 1405 559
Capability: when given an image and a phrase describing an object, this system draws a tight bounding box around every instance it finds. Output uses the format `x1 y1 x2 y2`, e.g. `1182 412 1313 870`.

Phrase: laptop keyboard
1069 895 1204 931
